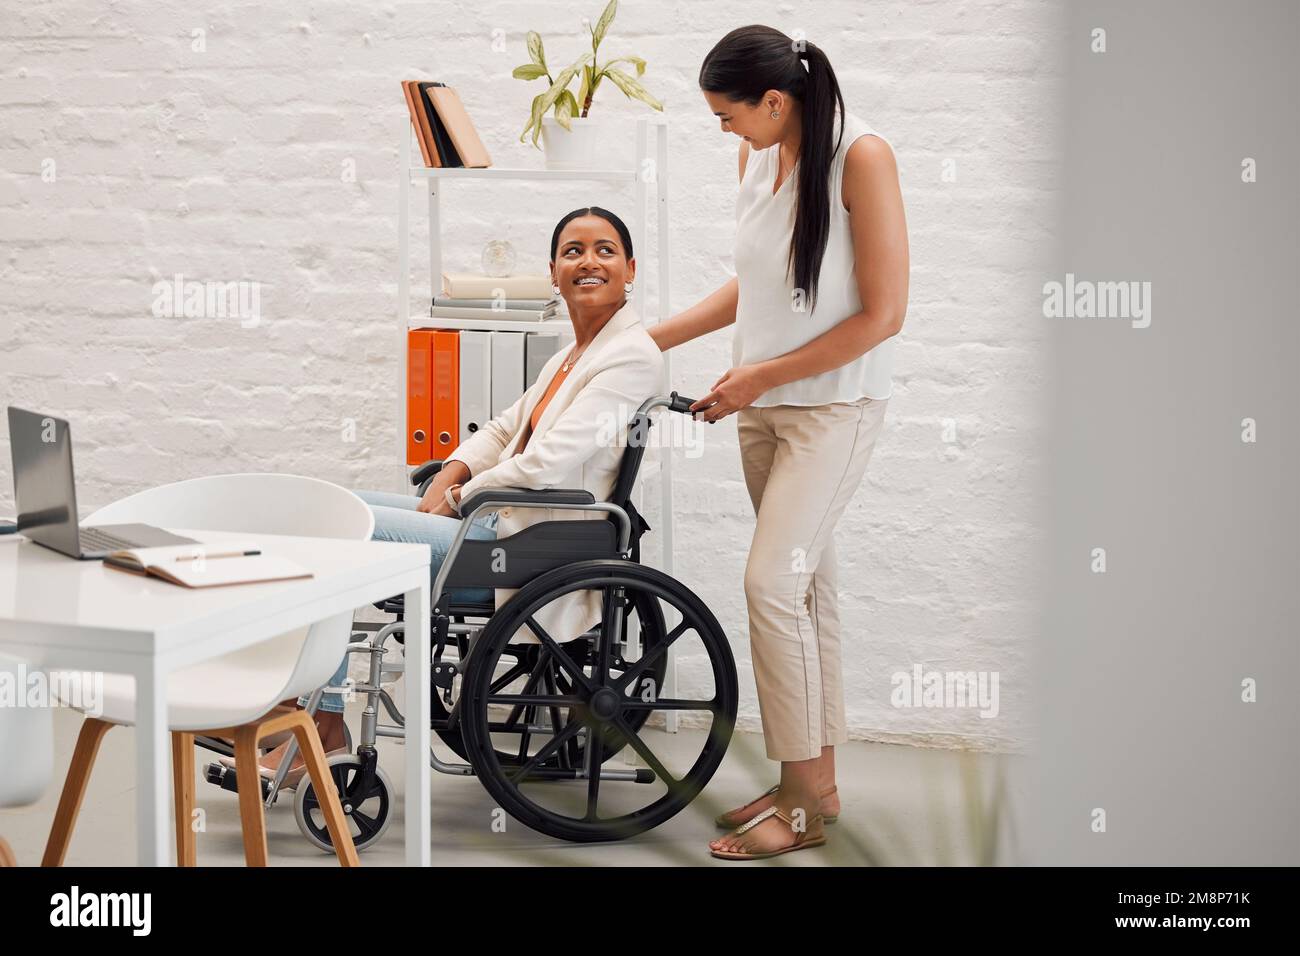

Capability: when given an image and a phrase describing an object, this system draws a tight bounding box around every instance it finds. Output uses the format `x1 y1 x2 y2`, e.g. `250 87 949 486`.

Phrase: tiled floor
3 704 1025 866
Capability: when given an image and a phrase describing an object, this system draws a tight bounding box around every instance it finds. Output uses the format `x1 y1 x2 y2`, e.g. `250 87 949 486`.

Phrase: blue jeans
302 489 499 713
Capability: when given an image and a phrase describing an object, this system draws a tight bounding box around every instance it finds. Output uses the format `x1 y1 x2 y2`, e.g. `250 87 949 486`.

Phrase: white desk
0 529 432 867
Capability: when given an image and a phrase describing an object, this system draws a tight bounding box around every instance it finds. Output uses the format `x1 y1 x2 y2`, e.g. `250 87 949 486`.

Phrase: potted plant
513 0 664 170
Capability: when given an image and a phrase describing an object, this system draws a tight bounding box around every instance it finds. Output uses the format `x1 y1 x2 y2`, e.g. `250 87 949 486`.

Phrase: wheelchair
203 393 738 849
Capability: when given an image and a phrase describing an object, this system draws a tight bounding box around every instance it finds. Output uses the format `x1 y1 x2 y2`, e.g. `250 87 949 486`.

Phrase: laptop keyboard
79 526 141 553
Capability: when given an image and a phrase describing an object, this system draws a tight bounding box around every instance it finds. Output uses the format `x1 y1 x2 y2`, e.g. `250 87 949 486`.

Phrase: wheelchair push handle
667 391 699 415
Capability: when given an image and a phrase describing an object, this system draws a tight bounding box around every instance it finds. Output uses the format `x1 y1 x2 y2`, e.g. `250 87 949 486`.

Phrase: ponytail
699 26 846 310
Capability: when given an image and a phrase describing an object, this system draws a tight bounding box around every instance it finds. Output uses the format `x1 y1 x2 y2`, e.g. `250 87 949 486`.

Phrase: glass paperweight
481 239 517 277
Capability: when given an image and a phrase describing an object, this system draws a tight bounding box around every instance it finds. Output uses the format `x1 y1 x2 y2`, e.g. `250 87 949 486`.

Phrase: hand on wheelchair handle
668 392 698 415
415 460 471 514
410 458 444 487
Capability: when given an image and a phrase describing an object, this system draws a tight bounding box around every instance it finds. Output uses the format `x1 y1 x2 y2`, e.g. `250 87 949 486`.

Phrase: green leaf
526 31 546 69
554 89 578 131
537 52 592 118
512 63 548 81
603 67 663 111
602 55 645 77
520 92 545 144
592 0 617 50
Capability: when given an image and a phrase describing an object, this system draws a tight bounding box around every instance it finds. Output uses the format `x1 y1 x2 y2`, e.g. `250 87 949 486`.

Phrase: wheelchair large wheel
460 560 737 843
432 589 669 768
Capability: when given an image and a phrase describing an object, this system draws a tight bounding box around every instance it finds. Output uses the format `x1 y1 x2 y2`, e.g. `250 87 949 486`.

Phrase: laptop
7 406 197 559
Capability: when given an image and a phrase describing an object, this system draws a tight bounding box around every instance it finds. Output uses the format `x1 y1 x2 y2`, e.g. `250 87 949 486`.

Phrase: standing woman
650 25 908 860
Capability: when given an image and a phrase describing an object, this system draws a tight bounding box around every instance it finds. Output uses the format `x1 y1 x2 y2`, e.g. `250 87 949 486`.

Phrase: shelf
409 316 573 333
408 166 637 182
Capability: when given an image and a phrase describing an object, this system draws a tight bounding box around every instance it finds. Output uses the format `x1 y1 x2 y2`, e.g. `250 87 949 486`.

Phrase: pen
173 550 261 562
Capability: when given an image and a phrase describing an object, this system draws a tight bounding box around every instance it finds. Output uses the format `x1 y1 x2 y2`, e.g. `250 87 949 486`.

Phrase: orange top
521 361 573 449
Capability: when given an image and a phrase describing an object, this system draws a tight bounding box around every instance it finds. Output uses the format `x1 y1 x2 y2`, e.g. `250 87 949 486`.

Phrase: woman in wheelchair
253 206 669 785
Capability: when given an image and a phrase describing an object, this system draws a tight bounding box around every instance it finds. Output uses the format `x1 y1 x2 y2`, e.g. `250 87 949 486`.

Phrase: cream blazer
444 302 666 642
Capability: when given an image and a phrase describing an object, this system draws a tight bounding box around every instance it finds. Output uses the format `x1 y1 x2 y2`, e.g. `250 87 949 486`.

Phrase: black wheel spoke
584 718 606 821
524 617 594 693
621 697 719 712
612 715 679 788
541 664 571 771
488 660 529 694
593 587 620 685
352 810 379 838
502 650 550 731
508 720 584 785
487 694 579 708
617 620 689 693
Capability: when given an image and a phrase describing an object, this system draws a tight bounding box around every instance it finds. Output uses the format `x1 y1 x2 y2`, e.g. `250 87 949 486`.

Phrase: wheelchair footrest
204 762 270 800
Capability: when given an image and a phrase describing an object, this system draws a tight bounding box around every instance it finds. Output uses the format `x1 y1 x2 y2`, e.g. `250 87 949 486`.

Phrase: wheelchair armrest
410 459 445 488
458 487 596 518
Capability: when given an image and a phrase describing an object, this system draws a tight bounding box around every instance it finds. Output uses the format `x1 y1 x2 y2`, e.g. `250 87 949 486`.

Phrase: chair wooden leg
291 713 359 867
232 727 269 867
171 732 197 867
42 717 114 867
0 837 16 867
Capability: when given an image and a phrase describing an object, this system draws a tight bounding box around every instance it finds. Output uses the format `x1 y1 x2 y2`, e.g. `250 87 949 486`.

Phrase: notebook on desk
104 543 313 588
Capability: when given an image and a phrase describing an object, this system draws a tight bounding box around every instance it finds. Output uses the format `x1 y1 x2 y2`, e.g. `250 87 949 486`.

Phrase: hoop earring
624 281 634 293
770 111 780 119
552 284 561 295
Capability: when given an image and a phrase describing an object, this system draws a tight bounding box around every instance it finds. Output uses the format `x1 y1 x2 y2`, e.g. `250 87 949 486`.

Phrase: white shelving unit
397 115 678 729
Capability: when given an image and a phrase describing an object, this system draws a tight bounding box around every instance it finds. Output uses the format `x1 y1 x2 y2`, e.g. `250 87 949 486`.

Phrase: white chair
0 653 54 866
42 474 375 867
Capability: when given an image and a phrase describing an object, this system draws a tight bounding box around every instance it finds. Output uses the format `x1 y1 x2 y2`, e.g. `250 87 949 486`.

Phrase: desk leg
403 580 431 867
134 659 171 866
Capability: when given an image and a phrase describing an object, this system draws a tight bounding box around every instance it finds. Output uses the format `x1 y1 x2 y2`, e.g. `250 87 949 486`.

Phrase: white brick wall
0 0 1063 752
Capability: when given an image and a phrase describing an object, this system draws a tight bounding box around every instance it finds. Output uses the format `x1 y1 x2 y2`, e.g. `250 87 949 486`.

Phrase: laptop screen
7 407 82 557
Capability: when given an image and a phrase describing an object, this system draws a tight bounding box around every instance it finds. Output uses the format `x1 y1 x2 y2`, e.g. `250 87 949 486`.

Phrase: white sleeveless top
733 111 895 405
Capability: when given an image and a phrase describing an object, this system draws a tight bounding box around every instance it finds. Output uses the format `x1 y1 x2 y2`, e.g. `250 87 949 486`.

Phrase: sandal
715 784 840 828
710 805 827 861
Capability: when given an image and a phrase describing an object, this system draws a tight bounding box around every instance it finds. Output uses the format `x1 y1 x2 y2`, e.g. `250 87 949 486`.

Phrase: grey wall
1024 0 1299 864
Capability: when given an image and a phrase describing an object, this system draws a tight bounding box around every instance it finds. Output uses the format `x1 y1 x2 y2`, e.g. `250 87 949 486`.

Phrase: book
424 85 492 168
490 331 526 418
104 543 312 589
407 329 434 464
401 81 434 167
525 332 561 388
458 330 492 439
441 273 555 299
430 305 557 322
430 330 461 455
433 297 557 310
417 81 459 167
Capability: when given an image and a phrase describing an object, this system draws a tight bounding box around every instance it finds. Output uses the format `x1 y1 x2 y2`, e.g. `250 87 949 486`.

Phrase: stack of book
433 273 561 322
402 81 491 168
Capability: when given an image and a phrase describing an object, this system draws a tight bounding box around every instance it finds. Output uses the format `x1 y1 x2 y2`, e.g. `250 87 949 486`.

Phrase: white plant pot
540 115 602 170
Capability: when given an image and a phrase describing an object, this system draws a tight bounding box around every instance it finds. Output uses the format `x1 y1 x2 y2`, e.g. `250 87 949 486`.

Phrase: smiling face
550 215 635 312
703 90 787 150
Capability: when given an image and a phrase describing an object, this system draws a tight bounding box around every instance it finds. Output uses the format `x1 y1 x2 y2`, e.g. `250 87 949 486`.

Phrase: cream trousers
737 395 889 762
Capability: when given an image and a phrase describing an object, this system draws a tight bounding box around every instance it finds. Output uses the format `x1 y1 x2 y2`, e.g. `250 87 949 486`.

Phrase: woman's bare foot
259 710 348 775
709 789 825 856
718 779 840 827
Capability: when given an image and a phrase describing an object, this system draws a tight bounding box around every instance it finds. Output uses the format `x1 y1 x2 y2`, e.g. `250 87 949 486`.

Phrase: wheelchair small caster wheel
293 753 393 853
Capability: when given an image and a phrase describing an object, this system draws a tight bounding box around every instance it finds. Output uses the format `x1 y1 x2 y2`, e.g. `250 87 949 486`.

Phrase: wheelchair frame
202 393 738 848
